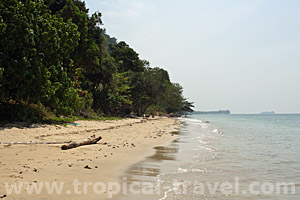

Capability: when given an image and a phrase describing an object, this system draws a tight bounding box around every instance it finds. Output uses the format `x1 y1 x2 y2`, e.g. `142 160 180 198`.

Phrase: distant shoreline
193 110 230 114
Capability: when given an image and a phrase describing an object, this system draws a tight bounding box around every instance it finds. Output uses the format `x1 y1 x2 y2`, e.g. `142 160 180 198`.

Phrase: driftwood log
61 135 102 150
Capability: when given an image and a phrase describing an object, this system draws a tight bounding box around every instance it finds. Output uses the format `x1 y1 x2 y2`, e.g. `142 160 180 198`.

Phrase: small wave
199 146 216 152
198 139 208 145
212 129 218 133
178 168 207 173
179 118 203 123
201 124 209 129
157 168 208 179
211 129 223 134
159 180 189 200
159 188 171 200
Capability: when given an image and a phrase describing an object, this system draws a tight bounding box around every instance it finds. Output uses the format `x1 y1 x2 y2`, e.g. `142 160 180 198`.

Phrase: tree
110 41 147 73
163 83 194 114
45 0 120 113
0 0 193 121
106 72 132 115
102 29 117 49
129 67 169 115
0 0 82 115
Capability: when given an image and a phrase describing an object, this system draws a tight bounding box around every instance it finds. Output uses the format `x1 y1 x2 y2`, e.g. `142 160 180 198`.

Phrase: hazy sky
85 0 300 114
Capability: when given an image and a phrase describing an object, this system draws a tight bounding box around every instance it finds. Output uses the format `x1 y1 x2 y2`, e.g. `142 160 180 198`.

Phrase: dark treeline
0 0 193 122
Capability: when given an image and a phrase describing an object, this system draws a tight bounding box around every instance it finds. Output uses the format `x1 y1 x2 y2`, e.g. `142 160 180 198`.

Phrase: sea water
118 114 300 199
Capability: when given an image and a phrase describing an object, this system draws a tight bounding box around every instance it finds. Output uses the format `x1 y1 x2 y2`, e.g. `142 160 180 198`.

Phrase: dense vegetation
0 0 193 122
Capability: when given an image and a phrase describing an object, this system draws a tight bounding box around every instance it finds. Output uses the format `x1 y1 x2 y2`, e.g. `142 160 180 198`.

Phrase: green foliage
0 101 50 123
128 67 169 115
43 116 75 124
110 41 147 72
73 116 121 121
0 0 193 123
163 83 190 113
106 72 132 115
102 29 117 49
0 0 82 115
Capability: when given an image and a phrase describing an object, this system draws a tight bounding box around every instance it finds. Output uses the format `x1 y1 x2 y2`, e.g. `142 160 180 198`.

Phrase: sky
85 0 300 114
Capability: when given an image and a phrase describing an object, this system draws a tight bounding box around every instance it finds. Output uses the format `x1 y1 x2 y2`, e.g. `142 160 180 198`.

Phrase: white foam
178 168 206 173
159 180 189 200
201 124 208 129
198 139 207 145
159 188 172 200
212 128 223 134
199 146 216 152
179 118 202 123
212 129 218 133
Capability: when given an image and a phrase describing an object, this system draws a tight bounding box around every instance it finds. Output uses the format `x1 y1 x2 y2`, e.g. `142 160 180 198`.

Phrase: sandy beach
0 117 180 200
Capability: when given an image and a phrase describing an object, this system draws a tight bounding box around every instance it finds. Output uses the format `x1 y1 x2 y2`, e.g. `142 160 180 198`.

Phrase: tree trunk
61 135 102 150
142 103 152 114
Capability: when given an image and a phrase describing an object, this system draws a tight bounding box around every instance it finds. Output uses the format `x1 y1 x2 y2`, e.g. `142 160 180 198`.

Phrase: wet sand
0 117 180 200
114 131 182 200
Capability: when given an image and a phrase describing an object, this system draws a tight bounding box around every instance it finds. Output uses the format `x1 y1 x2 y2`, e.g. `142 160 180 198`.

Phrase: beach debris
84 165 92 169
0 194 6 199
131 143 136 147
69 123 80 126
61 135 102 150
1 141 71 145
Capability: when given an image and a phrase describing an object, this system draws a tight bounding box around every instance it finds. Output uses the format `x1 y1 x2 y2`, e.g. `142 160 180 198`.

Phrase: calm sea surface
117 114 300 199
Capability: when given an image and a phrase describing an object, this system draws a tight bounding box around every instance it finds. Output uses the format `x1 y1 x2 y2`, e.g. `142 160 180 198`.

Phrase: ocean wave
159 179 191 200
179 118 203 123
178 167 207 173
212 128 223 134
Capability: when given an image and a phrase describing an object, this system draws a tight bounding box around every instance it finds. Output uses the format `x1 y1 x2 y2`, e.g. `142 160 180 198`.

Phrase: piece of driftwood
0 141 71 145
61 135 102 150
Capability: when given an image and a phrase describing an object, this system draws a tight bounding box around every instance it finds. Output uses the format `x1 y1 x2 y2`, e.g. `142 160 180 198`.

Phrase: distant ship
193 110 230 114
260 111 275 115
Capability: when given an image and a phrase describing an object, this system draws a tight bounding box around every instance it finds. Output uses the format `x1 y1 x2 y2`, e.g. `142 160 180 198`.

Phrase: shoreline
0 117 180 199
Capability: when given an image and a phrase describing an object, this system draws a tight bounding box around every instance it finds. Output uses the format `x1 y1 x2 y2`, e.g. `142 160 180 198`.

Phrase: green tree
0 0 193 121
105 72 132 115
110 41 148 73
163 83 194 114
102 29 117 49
129 67 170 115
0 0 81 115
46 0 119 113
